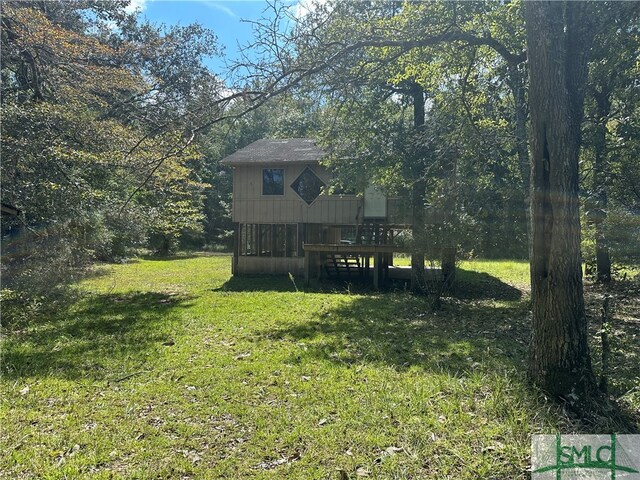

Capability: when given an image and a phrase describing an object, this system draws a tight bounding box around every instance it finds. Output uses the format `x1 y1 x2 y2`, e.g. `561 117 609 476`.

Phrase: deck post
365 255 370 279
232 222 240 275
304 249 310 287
373 252 380 289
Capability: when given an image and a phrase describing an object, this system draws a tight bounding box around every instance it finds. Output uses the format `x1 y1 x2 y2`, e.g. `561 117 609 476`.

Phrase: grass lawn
1 255 638 479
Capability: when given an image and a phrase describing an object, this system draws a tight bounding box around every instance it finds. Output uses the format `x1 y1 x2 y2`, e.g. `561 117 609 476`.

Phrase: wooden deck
303 243 411 289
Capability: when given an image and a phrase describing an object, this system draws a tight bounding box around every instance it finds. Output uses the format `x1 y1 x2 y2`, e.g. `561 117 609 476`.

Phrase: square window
291 167 325 205
263 169 284 195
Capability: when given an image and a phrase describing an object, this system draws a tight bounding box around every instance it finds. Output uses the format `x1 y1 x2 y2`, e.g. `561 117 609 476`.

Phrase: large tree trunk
525 1 597 399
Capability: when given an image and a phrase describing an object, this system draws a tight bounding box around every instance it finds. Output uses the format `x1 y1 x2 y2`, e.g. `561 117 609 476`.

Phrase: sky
130 0 304 74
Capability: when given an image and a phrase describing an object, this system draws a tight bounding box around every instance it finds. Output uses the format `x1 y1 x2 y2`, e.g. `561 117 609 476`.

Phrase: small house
221 138 416 286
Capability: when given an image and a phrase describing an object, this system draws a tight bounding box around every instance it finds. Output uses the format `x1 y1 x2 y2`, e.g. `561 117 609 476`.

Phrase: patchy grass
1 256 637 479
586 278 640 413
458 259 530 289
392 257 530 289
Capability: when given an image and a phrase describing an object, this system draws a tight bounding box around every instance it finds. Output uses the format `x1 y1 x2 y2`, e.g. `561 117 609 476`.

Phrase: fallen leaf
255 452 300 470
234 352 251 360
317 418 328 426
288 451 301 462
181 449 201 464
356 467 370 477
385 446 403 455
482 442 505 452
19 386 29 395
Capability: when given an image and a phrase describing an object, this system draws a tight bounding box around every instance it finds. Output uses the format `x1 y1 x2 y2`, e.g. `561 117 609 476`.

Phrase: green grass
392 256 530 287
1 255 636 479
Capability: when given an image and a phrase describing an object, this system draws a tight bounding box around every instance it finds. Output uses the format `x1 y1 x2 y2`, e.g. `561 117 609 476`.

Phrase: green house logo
532 434 640 479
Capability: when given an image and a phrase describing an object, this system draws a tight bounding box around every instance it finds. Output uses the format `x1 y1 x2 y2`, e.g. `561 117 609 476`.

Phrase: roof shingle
219 138 325 165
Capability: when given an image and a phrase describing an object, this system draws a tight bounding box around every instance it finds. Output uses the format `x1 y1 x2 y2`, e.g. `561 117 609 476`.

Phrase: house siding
237 256 305 275
231 163 361 225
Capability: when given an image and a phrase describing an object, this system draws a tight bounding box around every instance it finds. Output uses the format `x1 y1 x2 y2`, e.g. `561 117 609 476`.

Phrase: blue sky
131 0 298 74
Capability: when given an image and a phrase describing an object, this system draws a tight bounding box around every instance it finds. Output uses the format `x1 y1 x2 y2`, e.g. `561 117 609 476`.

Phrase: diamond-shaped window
291 167 325 205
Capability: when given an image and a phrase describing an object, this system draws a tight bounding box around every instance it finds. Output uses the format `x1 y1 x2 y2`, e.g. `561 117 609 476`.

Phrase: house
221 138 419 286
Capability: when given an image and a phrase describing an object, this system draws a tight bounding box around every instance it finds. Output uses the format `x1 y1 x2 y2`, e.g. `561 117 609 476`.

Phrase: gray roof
220 138 325 165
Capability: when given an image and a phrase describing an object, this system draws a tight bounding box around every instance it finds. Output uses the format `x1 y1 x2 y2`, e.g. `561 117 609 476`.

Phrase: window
240 224 259 256
259 224 272 256
273 224 285 257
263 168 284 195
291 167 325 205
239 224 298 257
286 224 298 257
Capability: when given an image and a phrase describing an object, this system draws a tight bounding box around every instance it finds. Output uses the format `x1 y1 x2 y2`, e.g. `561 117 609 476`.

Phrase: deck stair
325 254 362 279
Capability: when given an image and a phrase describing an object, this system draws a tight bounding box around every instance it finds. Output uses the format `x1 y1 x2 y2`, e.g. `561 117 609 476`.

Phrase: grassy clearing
1 256 637 479
392 256 530 288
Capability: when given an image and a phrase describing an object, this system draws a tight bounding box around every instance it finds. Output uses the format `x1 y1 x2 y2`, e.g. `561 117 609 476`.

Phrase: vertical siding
232 163 361 225
237 256 304 275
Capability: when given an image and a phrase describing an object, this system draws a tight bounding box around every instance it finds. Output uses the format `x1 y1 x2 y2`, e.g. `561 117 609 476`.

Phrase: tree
524 1 598 399
582 7 640 281
0 1 219 294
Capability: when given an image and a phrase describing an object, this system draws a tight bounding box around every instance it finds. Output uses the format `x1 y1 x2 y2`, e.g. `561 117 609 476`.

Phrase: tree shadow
260 292 639 432
260 293 531 374
220 269 527 376
585 280 640 421
214 274 377 294
140 253 205 262
216 269 523 301
2 291 194 381
455 269 523 301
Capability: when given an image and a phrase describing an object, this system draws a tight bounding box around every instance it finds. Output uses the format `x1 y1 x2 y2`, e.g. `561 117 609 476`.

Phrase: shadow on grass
262 293 531 373
262 292 640 431
586 280 640 408
2 291 193 381
455 269 523 301
216 269 523 302
214 274 377 294
140 253 204 262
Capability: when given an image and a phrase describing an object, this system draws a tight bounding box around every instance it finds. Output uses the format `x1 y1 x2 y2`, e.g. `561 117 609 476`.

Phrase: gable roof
220 138 325 166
